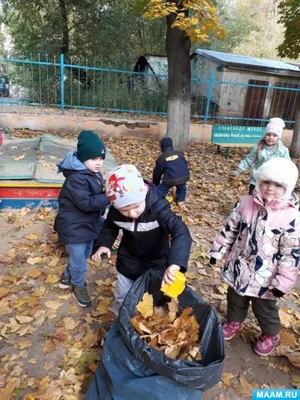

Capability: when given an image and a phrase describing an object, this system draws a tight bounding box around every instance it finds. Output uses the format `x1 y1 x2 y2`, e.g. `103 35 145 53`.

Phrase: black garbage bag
85 270 224 400
85 322 203 400
118 269 225 392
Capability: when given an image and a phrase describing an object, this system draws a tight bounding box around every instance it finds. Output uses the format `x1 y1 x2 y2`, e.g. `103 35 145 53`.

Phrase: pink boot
222 321 243 340
254 334 280 356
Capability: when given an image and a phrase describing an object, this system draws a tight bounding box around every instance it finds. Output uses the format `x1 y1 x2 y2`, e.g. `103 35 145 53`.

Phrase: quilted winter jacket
210 192 300 299
97 182 192 280
236 141 290 185
54 151 109 245
152 147 190 186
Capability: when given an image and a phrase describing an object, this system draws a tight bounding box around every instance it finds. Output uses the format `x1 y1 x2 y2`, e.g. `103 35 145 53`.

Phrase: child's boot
72 284 92 307
254 334 280 356
222 321 243 340
58 273 71 289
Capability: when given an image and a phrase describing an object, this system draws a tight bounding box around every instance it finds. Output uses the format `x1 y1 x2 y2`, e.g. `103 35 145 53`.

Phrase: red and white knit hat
106 164 147 209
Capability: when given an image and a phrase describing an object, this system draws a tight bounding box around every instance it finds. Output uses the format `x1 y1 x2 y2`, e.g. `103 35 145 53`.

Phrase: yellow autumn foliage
143 0 225 43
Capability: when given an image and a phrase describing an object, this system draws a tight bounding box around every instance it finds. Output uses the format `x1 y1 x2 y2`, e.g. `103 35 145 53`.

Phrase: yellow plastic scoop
161 271 186 298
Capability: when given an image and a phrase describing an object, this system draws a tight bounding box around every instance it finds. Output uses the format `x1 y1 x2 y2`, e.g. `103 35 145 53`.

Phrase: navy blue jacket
96 183 191 280
54 152 109 245
153 146 190 186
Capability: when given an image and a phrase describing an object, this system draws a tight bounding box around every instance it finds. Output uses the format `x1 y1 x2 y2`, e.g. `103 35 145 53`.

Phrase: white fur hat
269 117 285 128
254 158 298 200
265 122 284 139
106 164 147 209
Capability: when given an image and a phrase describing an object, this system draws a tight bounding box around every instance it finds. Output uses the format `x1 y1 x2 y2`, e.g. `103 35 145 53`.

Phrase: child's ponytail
256 137 266 158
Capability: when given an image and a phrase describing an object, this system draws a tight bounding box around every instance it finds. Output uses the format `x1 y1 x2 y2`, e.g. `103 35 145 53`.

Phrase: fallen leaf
287 351 300 369
44 300 62 310
136 293 153 317
25 233 39 240
221 372 235 388
279 330 296 348
12 153 26 161
48 256 60 267
27 257 44 265
18 325 34 336
291 374 300 389
274 345 293 357
16 315 34 324
64 317 77 330
0 287 17 299
279 307 293 328
185 271 199 280
16 340 32 349
96 298 111 315
27 296 40 307
0 380 15 400
42 339 56 354
234 375 255 397
27 269 42 278
45 274 59 284
11 298 28 309
83 329 100 348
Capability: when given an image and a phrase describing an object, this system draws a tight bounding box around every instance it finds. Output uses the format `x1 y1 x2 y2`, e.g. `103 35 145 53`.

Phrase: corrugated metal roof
196 49 300 72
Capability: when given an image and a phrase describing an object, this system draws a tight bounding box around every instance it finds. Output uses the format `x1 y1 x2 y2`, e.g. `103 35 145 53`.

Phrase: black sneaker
58 274 71 289
72 284 92 307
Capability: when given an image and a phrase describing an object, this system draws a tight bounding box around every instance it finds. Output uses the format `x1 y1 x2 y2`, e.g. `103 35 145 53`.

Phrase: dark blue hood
160 137 173 152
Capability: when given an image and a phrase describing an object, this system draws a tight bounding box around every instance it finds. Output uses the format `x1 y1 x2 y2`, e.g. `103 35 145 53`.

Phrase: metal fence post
60 54 65 115
204 71 215 124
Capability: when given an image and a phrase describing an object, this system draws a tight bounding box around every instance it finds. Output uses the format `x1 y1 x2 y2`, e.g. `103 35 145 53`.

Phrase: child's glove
209 257 217 265
271 288 285 298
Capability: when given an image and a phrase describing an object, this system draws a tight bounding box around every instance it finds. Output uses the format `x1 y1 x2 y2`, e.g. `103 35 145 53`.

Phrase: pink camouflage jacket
210 191 300 299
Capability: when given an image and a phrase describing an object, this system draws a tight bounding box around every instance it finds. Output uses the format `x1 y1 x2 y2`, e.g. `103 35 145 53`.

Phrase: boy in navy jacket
54 130 109 307
92 164 192 316
153 137 190 203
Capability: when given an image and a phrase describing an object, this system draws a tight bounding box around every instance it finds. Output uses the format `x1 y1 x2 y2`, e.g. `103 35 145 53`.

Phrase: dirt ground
0 135 299 399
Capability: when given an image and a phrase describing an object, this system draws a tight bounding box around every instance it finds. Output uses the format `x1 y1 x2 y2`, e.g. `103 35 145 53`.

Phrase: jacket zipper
133 218 138 255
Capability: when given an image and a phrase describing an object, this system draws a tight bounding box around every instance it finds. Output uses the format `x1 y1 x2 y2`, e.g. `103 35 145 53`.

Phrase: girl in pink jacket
210 157 300 356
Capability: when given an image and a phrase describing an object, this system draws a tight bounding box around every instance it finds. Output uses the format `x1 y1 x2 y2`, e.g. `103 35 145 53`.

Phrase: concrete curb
0 113 293 145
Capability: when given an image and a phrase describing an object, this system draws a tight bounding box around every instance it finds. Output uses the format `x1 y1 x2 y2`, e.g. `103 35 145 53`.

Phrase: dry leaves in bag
131 293 201 362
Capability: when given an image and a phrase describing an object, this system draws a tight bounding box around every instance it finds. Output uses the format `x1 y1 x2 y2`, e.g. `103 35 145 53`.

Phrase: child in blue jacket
153 138 190 204
54 130 109 307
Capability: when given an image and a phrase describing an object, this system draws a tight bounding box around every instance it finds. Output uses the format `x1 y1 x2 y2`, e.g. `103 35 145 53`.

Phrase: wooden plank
0 180 62 188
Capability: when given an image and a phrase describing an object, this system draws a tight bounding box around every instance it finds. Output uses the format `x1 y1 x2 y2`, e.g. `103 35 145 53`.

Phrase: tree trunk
59 0 69 57
290 94 300 158
166 8 191 152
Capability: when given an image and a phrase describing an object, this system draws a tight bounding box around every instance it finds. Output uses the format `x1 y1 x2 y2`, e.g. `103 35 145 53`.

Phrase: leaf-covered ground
1 134 300 399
